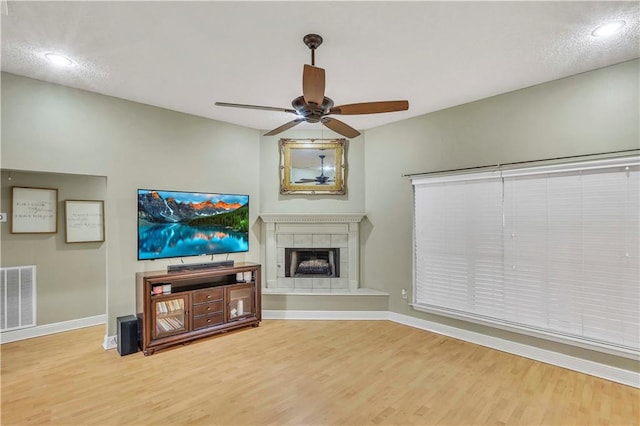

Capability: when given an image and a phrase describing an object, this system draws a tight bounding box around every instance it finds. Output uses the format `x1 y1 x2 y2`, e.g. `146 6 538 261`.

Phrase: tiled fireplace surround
260 214 365 292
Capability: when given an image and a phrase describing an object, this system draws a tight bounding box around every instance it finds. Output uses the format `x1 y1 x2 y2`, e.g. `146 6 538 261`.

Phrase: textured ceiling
2 1 639 134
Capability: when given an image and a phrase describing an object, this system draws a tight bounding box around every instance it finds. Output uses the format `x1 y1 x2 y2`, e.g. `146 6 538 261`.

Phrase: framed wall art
279 138 346 195
64 199 105 243
11 186 58 234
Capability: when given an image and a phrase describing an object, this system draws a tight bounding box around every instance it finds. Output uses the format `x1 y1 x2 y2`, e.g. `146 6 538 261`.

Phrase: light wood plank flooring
1 320 638 425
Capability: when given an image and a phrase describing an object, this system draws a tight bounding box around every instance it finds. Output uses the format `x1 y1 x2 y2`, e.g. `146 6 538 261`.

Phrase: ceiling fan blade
321 117 360 138
215 102 296 114
303 64 325 105
329 100 409 115
264 118 305 136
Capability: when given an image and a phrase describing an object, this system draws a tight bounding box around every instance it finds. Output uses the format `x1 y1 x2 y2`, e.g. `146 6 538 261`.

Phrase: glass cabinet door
227 284 254 321
152 294 189 338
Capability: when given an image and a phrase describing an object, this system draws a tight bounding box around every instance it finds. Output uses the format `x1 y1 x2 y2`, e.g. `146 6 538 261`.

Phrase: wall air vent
1 266 36 331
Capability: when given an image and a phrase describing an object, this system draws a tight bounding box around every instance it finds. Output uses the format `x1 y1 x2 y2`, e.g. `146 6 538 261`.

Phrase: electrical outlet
0 213 7 223
401 289 408 300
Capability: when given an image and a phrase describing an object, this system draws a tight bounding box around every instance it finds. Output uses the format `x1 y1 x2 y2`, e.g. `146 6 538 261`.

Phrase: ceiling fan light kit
215 34 409 138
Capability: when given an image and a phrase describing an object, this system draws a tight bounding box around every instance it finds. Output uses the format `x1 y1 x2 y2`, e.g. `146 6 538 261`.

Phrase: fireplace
285 248 340 278
260 214 365 292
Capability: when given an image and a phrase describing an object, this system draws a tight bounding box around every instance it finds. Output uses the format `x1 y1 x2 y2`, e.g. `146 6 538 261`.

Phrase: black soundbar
167 260 234 273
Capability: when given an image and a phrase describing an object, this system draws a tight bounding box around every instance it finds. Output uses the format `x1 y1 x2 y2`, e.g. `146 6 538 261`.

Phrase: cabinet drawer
193 288 223 304
192 301 223 317
193 312 224 329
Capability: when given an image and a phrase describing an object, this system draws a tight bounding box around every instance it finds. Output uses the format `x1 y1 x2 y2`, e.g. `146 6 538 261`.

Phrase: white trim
103 334 117 350
387 312 640 389
263 310 387 321
0 314 106 344
262 288 388 296
259 213 365 224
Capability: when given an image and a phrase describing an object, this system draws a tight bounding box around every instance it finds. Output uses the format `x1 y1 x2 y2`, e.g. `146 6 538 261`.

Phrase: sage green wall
1 72 262 335
0 170 107 324
363 59 640 371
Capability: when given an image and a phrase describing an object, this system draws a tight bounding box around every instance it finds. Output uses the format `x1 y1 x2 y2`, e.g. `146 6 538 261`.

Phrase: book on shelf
169 299 183 311
155 299 184 316
156 317 184 333
156 318 170 333
165 316 183 329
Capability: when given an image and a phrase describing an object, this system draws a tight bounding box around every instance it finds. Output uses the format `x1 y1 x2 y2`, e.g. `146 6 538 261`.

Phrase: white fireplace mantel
259 213 365 224
259 213 366 292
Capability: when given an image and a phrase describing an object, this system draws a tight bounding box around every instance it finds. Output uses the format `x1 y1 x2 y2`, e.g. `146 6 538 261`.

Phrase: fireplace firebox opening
285 248 340 278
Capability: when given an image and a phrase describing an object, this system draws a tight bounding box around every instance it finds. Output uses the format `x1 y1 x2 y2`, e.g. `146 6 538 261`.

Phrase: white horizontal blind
414 172 504 317
412 157 639 356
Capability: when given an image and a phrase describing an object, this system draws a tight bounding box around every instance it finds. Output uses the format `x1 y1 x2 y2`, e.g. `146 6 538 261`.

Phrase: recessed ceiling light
591 20 626 37
44 52 74 67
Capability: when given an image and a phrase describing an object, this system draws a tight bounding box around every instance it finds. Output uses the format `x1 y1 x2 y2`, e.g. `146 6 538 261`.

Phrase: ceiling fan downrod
316 154 329 184
303 34 323 66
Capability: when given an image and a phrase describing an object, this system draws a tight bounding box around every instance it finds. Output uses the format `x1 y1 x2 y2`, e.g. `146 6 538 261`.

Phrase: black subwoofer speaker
117 315 139 356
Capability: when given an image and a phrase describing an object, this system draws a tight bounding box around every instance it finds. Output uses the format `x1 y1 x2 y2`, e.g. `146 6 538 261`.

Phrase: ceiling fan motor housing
292 96 334 123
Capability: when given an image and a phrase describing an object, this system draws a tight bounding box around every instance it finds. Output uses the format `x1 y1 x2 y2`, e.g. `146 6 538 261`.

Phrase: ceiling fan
215 34 409 139
295 154 333 185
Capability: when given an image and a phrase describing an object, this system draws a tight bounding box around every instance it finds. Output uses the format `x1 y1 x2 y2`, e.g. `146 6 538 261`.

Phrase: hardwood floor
1 320 638 425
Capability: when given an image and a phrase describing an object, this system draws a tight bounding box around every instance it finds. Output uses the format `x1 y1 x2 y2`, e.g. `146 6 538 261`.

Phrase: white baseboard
103 334 117 350
0 314 106 344
262 310 388 320
263 310 639 388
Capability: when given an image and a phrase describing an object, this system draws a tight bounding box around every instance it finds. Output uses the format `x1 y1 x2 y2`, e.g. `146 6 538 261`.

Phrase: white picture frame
11 186 58 234
64 199 105 243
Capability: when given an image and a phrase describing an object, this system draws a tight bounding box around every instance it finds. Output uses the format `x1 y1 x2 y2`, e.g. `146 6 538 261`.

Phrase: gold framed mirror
279 138 346 195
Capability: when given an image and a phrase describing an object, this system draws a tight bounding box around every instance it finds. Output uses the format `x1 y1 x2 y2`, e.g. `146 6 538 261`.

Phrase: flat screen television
137 189 249 261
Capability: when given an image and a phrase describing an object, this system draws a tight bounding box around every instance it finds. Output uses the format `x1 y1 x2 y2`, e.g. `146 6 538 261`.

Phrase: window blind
411 156 639 357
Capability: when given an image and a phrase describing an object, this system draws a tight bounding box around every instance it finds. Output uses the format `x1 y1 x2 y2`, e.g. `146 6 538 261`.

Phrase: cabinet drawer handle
207 295 211 299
